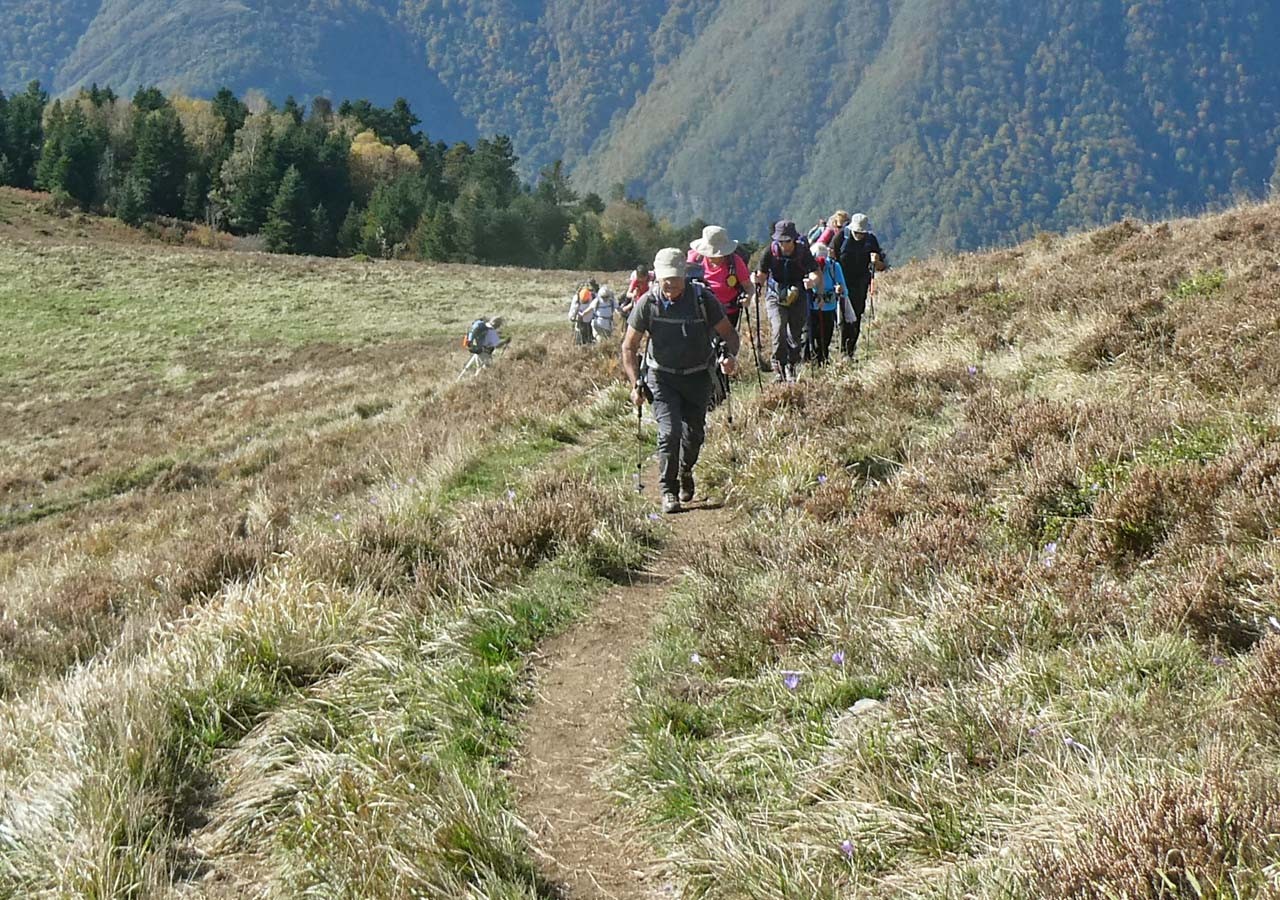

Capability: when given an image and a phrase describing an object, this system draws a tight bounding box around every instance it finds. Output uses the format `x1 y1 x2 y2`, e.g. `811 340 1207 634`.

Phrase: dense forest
3 0 1280 257
0 82 700 269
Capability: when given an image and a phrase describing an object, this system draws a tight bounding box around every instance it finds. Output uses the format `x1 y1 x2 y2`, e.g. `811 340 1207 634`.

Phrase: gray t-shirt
629 281 725 375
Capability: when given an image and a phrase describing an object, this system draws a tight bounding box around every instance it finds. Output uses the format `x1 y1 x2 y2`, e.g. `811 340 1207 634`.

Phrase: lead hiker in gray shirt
620 248 740 514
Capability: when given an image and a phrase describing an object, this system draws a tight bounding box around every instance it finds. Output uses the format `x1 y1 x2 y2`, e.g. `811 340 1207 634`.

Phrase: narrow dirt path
513 487 723 899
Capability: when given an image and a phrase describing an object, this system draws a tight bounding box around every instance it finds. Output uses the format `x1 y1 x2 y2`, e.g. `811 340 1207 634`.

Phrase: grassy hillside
0 188 655 895
621 203 1280 895
2 188 1279 897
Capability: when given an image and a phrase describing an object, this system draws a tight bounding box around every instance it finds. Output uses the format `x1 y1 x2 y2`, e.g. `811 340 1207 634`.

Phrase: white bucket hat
811 242 831 259
689 225 739 259
849 213 871 233
653 247 687 279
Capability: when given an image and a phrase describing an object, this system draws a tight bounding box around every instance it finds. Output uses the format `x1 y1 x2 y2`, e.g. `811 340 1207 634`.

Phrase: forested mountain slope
4 0 1279 257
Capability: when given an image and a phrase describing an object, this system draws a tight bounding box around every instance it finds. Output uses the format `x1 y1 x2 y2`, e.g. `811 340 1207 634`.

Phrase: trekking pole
740 301 765 392
717 347 738 464
634 401 645 493
753 282 769 374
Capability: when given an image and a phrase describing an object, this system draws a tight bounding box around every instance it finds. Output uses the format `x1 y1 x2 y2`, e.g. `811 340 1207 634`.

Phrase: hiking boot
679 471 695 503
661 493 682 514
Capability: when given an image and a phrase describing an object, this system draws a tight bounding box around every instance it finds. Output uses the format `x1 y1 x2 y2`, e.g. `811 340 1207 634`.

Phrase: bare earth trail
513 485 726 899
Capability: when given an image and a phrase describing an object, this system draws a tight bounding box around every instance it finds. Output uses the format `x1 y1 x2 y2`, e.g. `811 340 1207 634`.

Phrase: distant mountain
4 0 1279 257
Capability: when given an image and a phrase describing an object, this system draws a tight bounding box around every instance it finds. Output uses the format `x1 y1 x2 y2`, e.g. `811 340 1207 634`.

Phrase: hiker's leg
767 301 789 369
786 301 807 367
727 308 741 330
648 373 684 496
814 311 834 363
847 280 870 356
676 373 713 473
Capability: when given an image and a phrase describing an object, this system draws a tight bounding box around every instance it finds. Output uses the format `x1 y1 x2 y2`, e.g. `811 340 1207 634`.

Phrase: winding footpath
513 490 724 898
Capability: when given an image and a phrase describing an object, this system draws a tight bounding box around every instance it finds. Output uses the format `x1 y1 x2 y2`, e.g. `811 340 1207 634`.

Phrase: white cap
653 247 687 280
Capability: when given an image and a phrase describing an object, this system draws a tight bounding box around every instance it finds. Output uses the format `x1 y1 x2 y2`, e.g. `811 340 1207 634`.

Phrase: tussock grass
619 201 1280 897
1 201 652 895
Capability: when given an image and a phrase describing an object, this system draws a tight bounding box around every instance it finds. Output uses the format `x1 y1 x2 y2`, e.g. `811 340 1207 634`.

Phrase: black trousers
646 370 712 495
842 278 871 357
808 308 837 364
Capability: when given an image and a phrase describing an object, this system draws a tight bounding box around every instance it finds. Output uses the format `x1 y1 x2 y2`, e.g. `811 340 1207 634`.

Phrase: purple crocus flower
648 512 662 522
831 650 846 666
840 839 855 859
783 672 801 691
506 489 517 501
967 365 978 376
817 474 828 485
333 513 343 522
1063 735 1090 753
690 652 702 665
1210 655 1228 667
1042 541 1058 567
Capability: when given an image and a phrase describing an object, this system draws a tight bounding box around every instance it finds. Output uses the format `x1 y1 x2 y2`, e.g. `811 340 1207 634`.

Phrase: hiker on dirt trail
833 213 886 358
688 225 751 328
753 220 820 382
625 266 652 315
817 210 851 253
569 279 598 345
458 315 507 378
621 248 741 514
809 242 848 365
581 284 619 341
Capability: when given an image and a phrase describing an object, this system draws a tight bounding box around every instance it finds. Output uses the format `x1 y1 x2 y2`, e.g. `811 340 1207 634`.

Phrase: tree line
0 81 705 270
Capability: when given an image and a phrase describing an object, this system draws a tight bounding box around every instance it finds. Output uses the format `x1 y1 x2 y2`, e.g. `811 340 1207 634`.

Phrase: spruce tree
263 166 310 254
2 81 48 188
36 102 103 208
132 106 189 216
337 202 363 256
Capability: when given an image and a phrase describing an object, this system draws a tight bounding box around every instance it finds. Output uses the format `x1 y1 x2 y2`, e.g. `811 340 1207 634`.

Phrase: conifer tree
132 106 189 216
0 81 47 188
36 101 104 208
263 165 309 254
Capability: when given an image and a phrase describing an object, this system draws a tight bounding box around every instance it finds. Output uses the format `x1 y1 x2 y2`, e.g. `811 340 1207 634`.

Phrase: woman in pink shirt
688 225 751 327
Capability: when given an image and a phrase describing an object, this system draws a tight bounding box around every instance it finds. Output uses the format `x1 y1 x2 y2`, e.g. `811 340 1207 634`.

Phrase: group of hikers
619 211 887 513
462 209 888 513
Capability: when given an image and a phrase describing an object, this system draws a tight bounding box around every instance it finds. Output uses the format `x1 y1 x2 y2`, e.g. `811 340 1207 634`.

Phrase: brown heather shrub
307 514 445 596
1070 294 1175 372
1218 443 1280 542
1236 633 1280 736
166 528 288 602
149 462 214 494
1028 763 1280 899
759 590 823 647
1154 552 1278 653
1088 219 1143 254
440 471 642 589
1086 463 1224 569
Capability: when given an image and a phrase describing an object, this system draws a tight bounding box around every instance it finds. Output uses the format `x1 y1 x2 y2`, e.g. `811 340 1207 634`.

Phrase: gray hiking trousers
767 294 807 367
646 369 712 496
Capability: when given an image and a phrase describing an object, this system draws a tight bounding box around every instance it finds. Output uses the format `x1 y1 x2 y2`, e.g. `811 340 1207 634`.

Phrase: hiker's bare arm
621 325 645 392
713 318 740 375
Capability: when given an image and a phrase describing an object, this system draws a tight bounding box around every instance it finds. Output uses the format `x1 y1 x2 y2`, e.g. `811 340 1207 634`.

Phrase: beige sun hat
653 247 687 279
849 213 871 233
689 225 739 259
